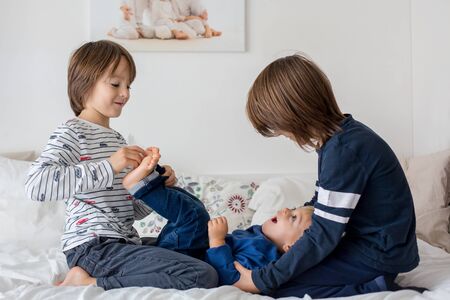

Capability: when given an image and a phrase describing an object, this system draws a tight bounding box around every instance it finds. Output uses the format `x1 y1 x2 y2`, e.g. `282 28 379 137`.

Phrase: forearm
206 245 240 285
25 159 114 201
183 15 202 21
252 219 344 295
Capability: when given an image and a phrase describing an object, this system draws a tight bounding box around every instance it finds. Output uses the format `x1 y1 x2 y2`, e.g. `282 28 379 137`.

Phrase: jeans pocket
65 244 89 268
65 239 99 269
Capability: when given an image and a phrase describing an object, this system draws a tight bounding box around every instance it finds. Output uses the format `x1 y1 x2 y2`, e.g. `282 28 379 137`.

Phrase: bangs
246 79 279 137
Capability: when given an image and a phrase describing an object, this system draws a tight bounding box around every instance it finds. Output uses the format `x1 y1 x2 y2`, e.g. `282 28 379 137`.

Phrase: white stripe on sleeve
318 187 360 209
314 208 349 224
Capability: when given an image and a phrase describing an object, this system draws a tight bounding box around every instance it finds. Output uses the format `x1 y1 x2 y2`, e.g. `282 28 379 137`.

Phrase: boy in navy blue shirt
118 148 391 296
237 53 420 298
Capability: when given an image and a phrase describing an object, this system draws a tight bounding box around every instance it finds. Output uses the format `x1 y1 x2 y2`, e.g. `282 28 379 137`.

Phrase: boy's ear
282 243 292 253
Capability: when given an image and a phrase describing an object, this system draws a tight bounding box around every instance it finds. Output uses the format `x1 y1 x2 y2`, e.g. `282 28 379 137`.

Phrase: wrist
209 238 226 248
106 159 119 174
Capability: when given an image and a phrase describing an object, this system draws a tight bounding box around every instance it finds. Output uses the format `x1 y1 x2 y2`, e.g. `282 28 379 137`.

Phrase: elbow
25 182 41 201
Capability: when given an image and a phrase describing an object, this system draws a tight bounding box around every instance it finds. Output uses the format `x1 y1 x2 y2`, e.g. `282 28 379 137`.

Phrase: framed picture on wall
89 0 246 52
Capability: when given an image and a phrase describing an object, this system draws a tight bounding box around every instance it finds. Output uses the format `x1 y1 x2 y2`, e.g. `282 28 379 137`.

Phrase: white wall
0 0 428 175
411 0 450 155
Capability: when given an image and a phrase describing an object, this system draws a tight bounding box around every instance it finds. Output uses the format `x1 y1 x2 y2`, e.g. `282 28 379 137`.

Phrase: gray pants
65 237 218 290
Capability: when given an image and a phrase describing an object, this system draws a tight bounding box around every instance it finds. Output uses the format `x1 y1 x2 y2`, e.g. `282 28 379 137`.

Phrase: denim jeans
133 184 211 260
65 236 217 290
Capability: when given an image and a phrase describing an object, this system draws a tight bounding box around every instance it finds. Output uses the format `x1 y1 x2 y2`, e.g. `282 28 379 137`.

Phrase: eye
111 83 119 88
291 215 297 222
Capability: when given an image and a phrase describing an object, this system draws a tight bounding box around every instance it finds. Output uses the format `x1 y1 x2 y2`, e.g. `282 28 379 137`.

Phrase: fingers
127 145 146 156
165 175 177 187
233 261 245 273
161 164 172 175
209 216 227 225
145 147 160 156
162 165 177 187
123 152 144 169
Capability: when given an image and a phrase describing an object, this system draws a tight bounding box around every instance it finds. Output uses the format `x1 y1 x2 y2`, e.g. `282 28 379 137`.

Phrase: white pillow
0 156 65 250
249 175 316 225
0 151 37 161
134 175 259 237
405 149 450 252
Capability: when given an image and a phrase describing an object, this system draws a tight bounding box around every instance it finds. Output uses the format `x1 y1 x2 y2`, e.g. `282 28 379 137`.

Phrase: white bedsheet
0 239 449 300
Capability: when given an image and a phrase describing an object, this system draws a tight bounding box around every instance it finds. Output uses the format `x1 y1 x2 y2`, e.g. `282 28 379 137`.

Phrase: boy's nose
120 89 129 99
279 208 289 216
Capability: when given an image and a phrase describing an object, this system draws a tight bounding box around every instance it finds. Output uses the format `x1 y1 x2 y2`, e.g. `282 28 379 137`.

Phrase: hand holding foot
123 147 160 190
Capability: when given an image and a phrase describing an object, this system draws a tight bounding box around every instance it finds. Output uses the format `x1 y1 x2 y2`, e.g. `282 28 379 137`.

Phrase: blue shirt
252 114 419 295
205 225 280 285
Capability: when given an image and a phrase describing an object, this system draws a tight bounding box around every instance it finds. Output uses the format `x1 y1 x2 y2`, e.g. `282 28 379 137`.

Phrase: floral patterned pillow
133 175 259 238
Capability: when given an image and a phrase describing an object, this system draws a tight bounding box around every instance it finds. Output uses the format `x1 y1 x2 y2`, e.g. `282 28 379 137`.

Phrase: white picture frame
89 0 246 52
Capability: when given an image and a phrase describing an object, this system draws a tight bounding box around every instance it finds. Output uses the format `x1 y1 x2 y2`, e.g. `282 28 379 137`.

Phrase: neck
78 110 110 128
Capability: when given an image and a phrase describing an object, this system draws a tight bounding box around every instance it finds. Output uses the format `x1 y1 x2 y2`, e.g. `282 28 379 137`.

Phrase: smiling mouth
114 102 125 106
271 217 277 223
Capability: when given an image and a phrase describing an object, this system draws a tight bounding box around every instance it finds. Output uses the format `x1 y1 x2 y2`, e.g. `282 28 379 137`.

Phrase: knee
187 19 205 34
195 261 218 288
155 25 172 39
196 205 210 226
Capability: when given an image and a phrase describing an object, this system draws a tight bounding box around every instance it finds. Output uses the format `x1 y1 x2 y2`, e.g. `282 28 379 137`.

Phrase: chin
261 221 270 233
110 111 123 118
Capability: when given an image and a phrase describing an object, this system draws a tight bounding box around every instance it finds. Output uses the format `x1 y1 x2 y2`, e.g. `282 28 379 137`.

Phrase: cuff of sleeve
206 245 234 266
127 171 159 195
102 160 115 188
252 270 273 296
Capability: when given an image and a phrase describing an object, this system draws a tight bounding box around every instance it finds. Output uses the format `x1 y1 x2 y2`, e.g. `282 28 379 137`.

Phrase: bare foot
204 27 212 38
212 29 222 37
123 148 160 190
173 30 189 40
59 266 96 287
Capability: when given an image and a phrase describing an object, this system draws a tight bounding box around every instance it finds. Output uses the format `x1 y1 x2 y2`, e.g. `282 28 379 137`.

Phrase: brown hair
67 40 136 116
246 53 344 150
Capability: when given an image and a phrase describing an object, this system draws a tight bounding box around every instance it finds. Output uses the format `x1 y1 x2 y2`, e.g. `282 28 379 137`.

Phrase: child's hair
246 53 344 149
67 40 136 116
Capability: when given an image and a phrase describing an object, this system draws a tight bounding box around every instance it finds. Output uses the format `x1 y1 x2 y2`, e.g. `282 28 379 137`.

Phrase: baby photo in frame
90 0 246 52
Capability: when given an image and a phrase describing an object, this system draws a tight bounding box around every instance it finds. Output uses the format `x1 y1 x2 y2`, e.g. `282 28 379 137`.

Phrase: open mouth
271 217 277 223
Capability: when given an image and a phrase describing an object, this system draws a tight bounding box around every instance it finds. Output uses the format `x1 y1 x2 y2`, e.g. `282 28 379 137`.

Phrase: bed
1 151 449 300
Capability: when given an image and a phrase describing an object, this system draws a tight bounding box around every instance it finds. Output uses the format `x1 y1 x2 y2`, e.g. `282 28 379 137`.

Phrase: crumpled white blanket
0 239 449 300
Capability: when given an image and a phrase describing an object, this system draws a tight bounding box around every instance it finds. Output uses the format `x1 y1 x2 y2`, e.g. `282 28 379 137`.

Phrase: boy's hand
144 147 160 161
208 216 228 247
200 10 208 20
233 262 260 293
161 165 177 187
122 149 160 190
108 146 145 174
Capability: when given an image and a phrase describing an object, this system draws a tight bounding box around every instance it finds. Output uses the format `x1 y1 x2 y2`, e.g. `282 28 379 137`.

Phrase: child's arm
189 0 207 18
205 244 241 285
205 217 241 285
132 199 153 220
25 124 143 202
247 145 368 295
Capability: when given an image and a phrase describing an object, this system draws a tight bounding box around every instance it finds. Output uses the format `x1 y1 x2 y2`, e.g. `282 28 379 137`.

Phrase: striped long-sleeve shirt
252 114 419 295
25 118 152 251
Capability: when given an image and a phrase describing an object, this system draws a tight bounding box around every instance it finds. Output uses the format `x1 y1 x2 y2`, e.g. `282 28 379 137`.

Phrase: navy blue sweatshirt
252 114 419 295
205 225 280 285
